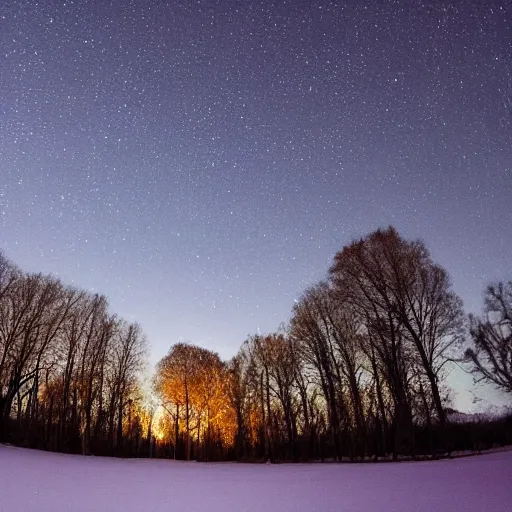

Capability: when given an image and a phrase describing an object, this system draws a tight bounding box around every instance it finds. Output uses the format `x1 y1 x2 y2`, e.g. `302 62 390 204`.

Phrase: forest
1 227 511 461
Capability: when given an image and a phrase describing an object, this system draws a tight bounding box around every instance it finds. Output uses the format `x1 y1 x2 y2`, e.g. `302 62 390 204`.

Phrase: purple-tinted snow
1 445 511 511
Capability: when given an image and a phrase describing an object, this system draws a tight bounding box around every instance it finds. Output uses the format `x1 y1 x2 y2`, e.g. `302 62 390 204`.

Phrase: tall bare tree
291 283 371 458
0 274 67 439
330 227 464 429
227 346 255 459
466 281 512 394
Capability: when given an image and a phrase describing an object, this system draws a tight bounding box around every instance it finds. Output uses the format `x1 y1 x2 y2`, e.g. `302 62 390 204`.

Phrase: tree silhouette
466 281 512 394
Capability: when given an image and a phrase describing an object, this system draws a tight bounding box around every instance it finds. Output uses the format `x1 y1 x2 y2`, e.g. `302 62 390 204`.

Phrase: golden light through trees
154 343 236 460
2 227 511 462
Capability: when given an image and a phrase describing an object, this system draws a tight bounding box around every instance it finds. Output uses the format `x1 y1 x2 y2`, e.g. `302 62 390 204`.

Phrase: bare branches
154 343 235 460
330 227 464 429
466 281 512 394
0 257 148 455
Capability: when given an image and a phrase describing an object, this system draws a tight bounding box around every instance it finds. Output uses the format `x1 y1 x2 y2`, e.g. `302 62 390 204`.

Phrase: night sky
1 1 511 410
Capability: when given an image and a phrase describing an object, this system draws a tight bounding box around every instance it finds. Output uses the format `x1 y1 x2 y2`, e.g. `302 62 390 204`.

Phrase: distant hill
446 406 512 424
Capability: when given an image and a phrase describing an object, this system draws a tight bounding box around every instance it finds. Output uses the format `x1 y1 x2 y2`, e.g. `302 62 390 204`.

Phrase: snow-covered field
1 445 511 512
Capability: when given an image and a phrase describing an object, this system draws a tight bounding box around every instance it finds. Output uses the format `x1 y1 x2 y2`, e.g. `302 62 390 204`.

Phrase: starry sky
1 1 511 410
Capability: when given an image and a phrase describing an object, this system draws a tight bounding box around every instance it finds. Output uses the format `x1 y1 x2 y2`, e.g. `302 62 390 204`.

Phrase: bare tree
330 227 464 429
466 281 512 394
0 249 150 454
77 295 115 455
250 333 301 460
0 274 67 440
227 347 255 459
291 283 349 459
103 320 147 454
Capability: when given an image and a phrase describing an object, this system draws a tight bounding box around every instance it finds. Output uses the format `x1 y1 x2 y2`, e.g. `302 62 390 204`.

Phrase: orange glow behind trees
2 228 511 462
154 343 236 460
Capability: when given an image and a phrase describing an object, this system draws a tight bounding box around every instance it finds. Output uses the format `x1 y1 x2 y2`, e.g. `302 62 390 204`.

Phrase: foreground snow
1 445 511 512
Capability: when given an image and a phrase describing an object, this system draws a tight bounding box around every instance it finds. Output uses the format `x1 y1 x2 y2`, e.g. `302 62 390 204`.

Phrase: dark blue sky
1 1 511 410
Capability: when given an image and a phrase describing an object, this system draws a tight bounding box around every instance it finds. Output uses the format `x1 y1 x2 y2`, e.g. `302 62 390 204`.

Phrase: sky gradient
1 1 511 410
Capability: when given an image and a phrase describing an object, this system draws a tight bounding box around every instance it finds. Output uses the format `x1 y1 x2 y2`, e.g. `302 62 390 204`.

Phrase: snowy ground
1 445 511 512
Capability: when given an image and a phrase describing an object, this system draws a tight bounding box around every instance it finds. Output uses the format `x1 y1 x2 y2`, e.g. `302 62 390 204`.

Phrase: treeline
1 227 511 461
0 253 149 456
153 228 512 461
